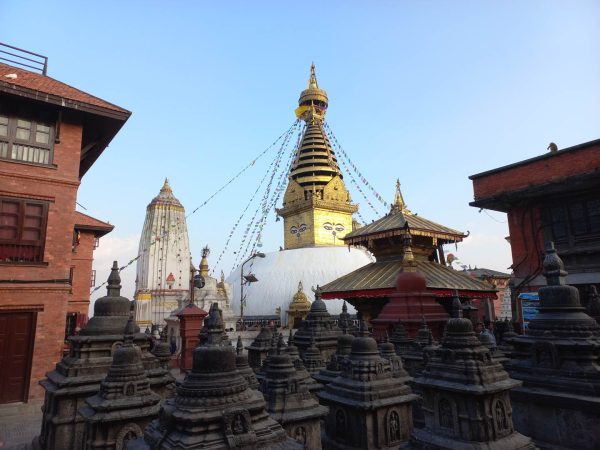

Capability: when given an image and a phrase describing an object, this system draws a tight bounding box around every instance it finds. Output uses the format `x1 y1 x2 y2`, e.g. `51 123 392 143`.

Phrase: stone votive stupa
407 295 536 449
319 321 418 449
80 316 161 450
259 334 328 449
247 325 274 371
292 286 341 362
506 242 600 450
313 330 354 386
37 262 174 450
131 303 299 449
285 330 323 399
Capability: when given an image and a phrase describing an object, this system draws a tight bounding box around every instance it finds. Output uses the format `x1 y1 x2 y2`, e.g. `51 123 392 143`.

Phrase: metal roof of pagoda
321 260 496 298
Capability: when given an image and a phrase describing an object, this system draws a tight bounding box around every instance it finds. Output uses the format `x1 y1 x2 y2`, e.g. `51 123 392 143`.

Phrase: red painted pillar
176 304 208 372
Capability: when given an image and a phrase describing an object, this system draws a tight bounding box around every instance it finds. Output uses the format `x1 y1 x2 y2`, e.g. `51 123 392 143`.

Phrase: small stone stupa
302 335 325 375
313 330 354 386
506 242 600 450
379 336 411 382
132 303 298 450
389 321 415 356
37 262 174 450
319 321 418 449
293 286 342 362
259 334 328 449
285 330 323 399
80 316 161 449
407 295 536 449
247 325 274 371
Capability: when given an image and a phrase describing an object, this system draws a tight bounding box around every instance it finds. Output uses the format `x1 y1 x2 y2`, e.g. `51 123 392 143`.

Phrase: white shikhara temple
134 179 191 328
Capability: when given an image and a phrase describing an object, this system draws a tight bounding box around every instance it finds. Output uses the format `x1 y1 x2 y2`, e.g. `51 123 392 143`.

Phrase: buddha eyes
323 222 344 232
290 224 308 234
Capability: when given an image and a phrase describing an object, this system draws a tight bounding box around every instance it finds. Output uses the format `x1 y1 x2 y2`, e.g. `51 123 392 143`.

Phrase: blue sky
2 1 599 301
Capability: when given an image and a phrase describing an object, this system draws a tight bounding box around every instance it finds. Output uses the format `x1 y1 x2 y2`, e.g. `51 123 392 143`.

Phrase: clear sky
2 1 599 304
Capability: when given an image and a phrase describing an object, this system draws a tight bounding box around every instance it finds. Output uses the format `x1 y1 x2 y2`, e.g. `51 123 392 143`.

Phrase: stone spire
389 320 414 356
199 245 210 277
314 330 354 386
319 322 418 448
80 316 161 449
247 325 273 371
407 299 536 449
506 242 600 449
285 330 323 399
293 286 342 362
587 284 600 323
236 335 259 390
379 335 411 381
137 303 296 449
401 228 417 272
302 335 325 375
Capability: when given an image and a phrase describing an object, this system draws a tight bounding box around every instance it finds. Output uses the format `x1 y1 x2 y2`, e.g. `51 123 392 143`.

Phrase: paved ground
0 401 42 450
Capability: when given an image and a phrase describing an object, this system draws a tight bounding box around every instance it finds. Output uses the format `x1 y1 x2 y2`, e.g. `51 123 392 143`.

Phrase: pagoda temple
322 180 496 339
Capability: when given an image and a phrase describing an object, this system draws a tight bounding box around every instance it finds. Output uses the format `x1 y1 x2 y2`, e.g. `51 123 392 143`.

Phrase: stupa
285 330 323 399
319 322 418 449
259 334 328 449
506 243 600 450
227 65 372 321
379 337 411 381
247 326 274 371
37 263 174 450
286 281 312 329
134 179 191 328
407 296 536 449
292 286 342 361
80 317 161 450
131 303 299 449
313 331 354 386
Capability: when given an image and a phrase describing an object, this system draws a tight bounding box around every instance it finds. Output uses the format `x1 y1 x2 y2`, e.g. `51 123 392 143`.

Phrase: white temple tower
135 179 191 328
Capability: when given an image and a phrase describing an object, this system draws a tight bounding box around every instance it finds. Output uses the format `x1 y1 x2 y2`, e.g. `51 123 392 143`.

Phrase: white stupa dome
227 246 373 322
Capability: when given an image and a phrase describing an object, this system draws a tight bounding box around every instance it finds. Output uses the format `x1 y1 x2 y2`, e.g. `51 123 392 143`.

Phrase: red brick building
470 139 600 322
0 51 129 404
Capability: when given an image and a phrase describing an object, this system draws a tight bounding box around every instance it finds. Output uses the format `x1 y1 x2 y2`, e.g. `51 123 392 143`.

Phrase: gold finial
391 179 409 214
401 228 417 272
161 177 172 193
308 62 318 88
200 245 210 277
298 280 303 292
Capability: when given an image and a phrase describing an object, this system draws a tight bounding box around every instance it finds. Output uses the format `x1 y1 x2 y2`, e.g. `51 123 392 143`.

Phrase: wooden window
0 112 54 165
0 197 48 263
543 194 600 248
91 270 96 287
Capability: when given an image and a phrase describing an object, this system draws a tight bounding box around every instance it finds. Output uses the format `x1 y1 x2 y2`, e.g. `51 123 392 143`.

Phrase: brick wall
70 229 95 316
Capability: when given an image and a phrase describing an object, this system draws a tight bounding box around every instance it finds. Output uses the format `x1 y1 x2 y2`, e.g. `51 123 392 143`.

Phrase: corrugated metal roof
345 210 464 242
321 260 495 294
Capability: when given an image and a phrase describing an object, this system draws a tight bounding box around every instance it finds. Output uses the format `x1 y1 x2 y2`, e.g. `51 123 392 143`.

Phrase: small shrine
389 321 415 356
292 286 341 362
80 317 161 450
130 303 299 449
313 331 354 386
322 180 496 336
247 325 274 371
259 334 328 449
506 243 600 450
319 322 418 449
37 262 174 450
287 281 312 329
285 330 322 399
174 302 208 372
407 295 536 449
379 337 410 381
302 336 325 375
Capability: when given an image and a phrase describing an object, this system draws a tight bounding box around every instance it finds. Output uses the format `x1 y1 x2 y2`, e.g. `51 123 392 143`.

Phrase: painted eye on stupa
323 222 333 231
290 226 298 235
335 224 345 232
298 224 307 233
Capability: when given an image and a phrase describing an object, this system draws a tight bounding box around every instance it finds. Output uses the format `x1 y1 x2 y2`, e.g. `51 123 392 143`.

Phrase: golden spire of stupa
391 179 410 215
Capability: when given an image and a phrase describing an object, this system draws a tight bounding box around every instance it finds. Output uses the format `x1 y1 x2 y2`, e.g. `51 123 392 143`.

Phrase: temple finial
401 227 416 272
451 290 463 318
391 179 409 214
543 241 567 286
308 62 318 88
107 261 122 297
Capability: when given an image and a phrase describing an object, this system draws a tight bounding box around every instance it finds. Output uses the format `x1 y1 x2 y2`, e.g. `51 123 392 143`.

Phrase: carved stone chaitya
37 262 175 450
285 330 322 399
259 334 327 449
319 323 418 449
313 331 354 386
248 326 274 371
302 335 325 375
236 336 260 390
506 243 600 450
80 317 161 450
407 296 536 449
389 321 414 357
129 303 300 450
379 337 411 382
292 287 341 362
